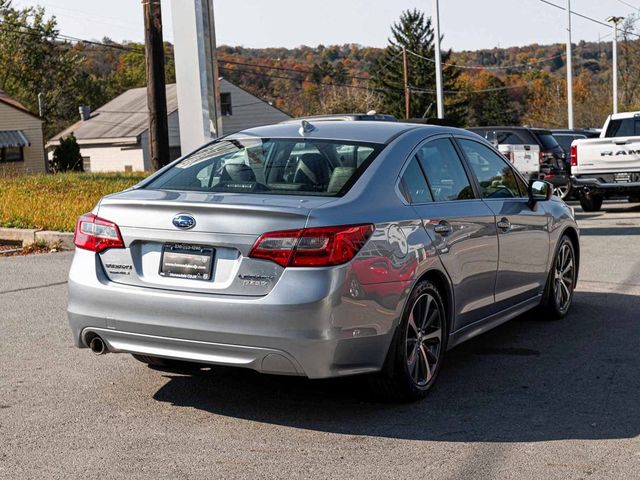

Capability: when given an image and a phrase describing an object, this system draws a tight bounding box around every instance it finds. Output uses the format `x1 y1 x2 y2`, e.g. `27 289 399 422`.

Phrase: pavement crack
0 281 68 295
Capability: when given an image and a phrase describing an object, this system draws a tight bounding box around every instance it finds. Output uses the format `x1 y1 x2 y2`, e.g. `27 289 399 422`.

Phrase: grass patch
0 172 148 232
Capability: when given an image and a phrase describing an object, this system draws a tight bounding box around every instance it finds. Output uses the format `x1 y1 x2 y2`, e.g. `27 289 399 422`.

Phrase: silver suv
68 121 579 401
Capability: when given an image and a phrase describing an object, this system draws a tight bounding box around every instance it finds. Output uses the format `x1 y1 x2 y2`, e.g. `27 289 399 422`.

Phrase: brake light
249 224 374 267
503 151 513 163
73 212 124 253
570 145 578 167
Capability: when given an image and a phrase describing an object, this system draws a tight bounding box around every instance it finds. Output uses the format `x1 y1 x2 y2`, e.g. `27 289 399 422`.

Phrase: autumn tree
460 71 518 126
371 9 466 123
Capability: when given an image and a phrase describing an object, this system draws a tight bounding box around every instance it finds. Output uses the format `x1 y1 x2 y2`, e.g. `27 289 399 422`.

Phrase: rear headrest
221 163 256 182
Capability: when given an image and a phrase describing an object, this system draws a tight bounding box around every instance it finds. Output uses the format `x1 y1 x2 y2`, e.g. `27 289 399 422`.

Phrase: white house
47 79 291 172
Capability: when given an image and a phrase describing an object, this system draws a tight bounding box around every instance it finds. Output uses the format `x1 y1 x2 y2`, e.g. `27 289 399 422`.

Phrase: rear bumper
571 175 640 196
67 249 404 379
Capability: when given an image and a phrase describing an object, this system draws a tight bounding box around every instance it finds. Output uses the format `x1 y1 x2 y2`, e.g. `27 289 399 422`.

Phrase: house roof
49 84 179 144
0 91 42 121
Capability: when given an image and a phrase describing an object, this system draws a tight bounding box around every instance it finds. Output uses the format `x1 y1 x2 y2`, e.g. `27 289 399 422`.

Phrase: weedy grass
0 172 148 232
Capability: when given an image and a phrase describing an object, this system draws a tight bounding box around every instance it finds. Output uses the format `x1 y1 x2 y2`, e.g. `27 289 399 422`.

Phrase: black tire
131 354 201 370
579 194 603 212
540 235 577 320
368 280 448 402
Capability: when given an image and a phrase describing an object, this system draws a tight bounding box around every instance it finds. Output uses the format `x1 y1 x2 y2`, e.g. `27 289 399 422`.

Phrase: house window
82 156 91 172
221 93 232 116
1 146 24 163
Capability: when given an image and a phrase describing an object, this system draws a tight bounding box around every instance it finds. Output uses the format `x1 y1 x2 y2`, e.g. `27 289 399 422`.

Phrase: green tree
0 0 85 137
50 133 82 173
371 9 466 123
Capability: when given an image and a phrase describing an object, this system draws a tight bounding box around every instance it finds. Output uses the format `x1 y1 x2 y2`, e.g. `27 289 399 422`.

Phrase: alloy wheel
553 243 575 311
405 293 443 387
554 185 570 200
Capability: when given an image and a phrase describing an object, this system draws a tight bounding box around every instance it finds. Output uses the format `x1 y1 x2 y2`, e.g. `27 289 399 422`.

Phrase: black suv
468 126 569 197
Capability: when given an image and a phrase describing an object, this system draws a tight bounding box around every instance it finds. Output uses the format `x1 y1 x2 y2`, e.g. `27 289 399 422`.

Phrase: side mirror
528 180 553 205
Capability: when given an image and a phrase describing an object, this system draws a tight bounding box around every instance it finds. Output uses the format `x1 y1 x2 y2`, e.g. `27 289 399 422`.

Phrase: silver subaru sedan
68 121 579 401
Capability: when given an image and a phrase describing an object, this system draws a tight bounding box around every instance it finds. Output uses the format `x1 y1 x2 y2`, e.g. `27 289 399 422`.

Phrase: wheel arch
561 226 580 277
414 268 454 337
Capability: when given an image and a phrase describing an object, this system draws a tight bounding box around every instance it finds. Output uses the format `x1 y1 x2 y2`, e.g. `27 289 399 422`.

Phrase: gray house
47 79 291 172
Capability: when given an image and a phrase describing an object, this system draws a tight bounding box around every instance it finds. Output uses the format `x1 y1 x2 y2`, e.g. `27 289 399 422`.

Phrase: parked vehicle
68 121 579 401
550 129 600 200
571 112 640 211
551 128 600 156
468 126 570 199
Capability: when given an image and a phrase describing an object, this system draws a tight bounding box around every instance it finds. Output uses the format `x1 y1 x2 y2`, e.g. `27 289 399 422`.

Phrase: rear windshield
605 117 640 137
534 132 561 150
144 137 384 196
554 134 584 152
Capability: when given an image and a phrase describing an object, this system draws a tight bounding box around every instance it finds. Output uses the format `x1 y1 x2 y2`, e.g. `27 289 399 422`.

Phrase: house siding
78 145 145 172
0 102 45 175
220 80 291 135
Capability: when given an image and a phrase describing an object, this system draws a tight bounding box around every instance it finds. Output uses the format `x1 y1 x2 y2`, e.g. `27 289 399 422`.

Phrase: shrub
50 133 83 173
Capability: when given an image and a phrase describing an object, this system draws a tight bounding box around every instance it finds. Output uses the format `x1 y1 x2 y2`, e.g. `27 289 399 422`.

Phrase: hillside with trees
1 1 638 139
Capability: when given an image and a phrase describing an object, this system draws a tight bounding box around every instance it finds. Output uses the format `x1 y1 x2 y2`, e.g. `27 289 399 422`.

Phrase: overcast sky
16 0 638 51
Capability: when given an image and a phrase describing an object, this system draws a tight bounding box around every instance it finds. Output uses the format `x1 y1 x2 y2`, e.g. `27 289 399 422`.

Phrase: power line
616 0 640 13
538 0 640 38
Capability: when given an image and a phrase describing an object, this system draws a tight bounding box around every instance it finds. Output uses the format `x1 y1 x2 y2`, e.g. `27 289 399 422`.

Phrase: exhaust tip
89 336 107 355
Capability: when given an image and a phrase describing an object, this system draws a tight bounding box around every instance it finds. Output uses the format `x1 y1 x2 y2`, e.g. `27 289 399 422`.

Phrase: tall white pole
433 0 444 119
613 22 618 114
171 0 223 153
566 0 573 129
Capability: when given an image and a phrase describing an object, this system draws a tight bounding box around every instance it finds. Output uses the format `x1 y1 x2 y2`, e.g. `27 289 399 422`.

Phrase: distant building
47 79 291 172
0 91 45 175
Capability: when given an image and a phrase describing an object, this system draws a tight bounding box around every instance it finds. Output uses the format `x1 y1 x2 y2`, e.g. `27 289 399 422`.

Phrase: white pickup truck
571 111 640 211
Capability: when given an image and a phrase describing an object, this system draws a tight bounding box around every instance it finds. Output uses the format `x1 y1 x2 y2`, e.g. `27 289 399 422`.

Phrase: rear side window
399 157 433 204
605 117 640 137
417 139 474 202
144 137 384 196
458 139 526 198
492 131 526 145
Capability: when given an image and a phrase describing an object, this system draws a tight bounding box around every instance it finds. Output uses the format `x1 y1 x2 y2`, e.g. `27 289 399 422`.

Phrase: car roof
609 111 640 120
281 113 398 123
467 126 527 131
231 120 459 144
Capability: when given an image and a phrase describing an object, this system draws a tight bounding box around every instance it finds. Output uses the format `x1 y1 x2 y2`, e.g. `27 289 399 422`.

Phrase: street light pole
607 16 624 115
433 0 444 119
566 0 573 129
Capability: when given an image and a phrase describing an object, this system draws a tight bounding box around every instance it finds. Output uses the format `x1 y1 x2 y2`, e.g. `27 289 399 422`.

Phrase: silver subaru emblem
172 214 196 230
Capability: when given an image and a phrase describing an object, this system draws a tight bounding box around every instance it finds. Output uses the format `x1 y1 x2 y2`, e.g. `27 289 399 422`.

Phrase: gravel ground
1 201 639 480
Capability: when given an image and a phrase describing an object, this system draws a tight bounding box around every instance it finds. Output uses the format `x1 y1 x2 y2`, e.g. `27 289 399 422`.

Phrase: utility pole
566 0 573 129
402 47 410 119
143 0 170 171
37 92 44 118
433 0 444 119
607 16 624 115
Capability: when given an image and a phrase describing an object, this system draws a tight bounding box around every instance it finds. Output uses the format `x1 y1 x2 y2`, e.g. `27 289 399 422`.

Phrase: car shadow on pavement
152 291 640 443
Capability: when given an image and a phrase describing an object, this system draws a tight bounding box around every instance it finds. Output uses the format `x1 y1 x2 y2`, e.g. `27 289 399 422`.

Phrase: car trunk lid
95 188 335 296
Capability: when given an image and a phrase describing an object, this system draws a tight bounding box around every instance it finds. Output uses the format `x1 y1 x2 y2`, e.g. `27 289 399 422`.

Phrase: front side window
416 138 474 202
458 139 525 198
144 137 384 197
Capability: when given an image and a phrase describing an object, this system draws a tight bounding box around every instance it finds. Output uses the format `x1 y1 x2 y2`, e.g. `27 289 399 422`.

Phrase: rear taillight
249 224 374 268
503 151 513 163
570 145 578 167
73 212 124 253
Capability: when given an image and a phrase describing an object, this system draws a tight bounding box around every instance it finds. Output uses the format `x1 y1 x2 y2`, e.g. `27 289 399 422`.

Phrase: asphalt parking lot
1 201 639 479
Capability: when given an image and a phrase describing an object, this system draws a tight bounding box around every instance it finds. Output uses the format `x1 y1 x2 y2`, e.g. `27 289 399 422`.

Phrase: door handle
497 218 511 232
433 220 453 235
